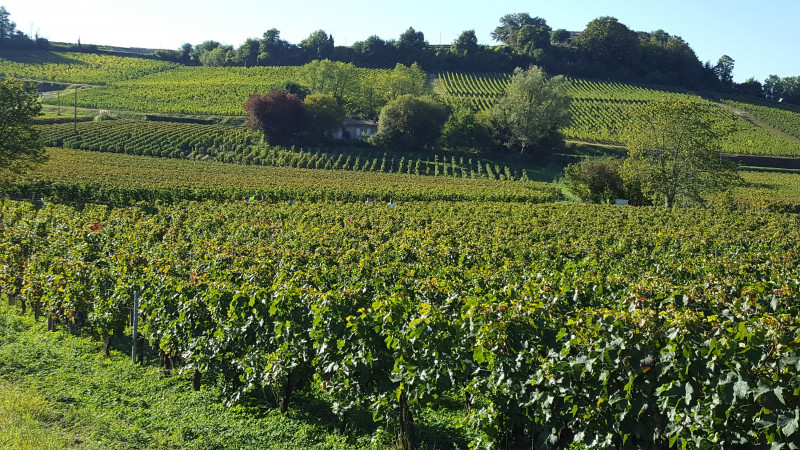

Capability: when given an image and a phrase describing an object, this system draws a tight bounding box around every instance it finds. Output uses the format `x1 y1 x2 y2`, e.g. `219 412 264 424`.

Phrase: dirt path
715 101 800 145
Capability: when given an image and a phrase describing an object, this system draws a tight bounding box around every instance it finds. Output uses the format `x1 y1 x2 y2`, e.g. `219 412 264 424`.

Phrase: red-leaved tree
244 89 308 145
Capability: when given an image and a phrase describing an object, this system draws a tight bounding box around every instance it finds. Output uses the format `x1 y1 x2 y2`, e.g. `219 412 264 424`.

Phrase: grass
0 303 477 449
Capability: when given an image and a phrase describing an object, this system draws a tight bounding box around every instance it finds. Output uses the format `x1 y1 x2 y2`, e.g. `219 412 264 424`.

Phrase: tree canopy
489 66 571 155
373 95 449 151
244 89 308 145
0 78 46 179
621 99 740 208
575 16 640 71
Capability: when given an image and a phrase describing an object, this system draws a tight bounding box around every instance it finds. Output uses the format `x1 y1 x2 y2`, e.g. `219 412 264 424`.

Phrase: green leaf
775 387 786 405
733 379 749 401
684 382 694 405
473 345 485 364
778 412 799 437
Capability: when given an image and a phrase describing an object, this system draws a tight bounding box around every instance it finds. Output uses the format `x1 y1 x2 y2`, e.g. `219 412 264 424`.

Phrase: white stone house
334 118 378 141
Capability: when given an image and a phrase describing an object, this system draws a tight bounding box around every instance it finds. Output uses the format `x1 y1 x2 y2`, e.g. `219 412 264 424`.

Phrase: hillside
4 46 800 450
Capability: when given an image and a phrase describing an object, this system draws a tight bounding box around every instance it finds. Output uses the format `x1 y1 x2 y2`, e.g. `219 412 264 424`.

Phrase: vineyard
5 148 559 205
40 64 421 117
721 99 800 140
437 73 800 156
0 50 179 84
2 200 799 448
35 121 536 182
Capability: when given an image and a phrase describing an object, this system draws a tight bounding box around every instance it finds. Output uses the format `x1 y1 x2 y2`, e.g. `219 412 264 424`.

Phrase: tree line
148 12 799 105
3 5 798 105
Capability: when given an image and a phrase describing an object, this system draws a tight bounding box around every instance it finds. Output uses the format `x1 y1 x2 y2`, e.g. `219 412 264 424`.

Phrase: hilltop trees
491 13 552 57
0 6 39 48
575 17 640 74
301 30 335 60
0 78 46 180
621 99 739 208
0 6 15 41
451 30 479 56
489 66 571 155
714 55 735 85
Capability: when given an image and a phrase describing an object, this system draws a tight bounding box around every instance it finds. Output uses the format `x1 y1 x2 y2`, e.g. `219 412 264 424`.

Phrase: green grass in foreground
0 304 479 449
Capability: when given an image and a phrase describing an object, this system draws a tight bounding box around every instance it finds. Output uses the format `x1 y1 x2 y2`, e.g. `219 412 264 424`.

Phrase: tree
551 29 570 45
259 28 297 65
489 66 571 154
352 35 388 56
714 55 735 85
621 99 739 208
763 75 782 101
179 43 193 64
236 38 261 67
199 45 233 67
451 30 479 56
575 17 640 72
244 89 308 145
373 95 449 151
397 27 426 52
491 13 545 46
301 30 334 61
302 59 359 101
515 22 552 54
0 78 46 180
564 157 631 204
0 6 16 42
440 103 491 151
735 77 762 97
303 93 345 140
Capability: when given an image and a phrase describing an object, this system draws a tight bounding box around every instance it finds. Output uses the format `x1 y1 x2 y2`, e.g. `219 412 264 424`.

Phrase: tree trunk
193 369 202 391
398 392 416 450
280 372 293 414
102 332 111 358
160 350 173 376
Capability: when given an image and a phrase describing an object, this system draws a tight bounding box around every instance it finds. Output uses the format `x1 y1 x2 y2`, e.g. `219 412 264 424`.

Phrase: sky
4 0 798 82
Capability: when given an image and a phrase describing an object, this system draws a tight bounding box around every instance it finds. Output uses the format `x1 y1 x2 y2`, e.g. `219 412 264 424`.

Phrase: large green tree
491 13 548 47
714 54 735 85
451 30 479 56
576 17 640 72
373 95 448 151
621 99 739 208
303 93 345 141
0 77 46 180
301 30 334 61
489 66 571 155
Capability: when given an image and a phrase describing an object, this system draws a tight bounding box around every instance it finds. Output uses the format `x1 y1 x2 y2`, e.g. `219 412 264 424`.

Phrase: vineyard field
5 148 560 204
722 99 800 140
40 64 416 117
35 121 537 182
437 72 800 156
0 50 179 84
2 200 799 447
